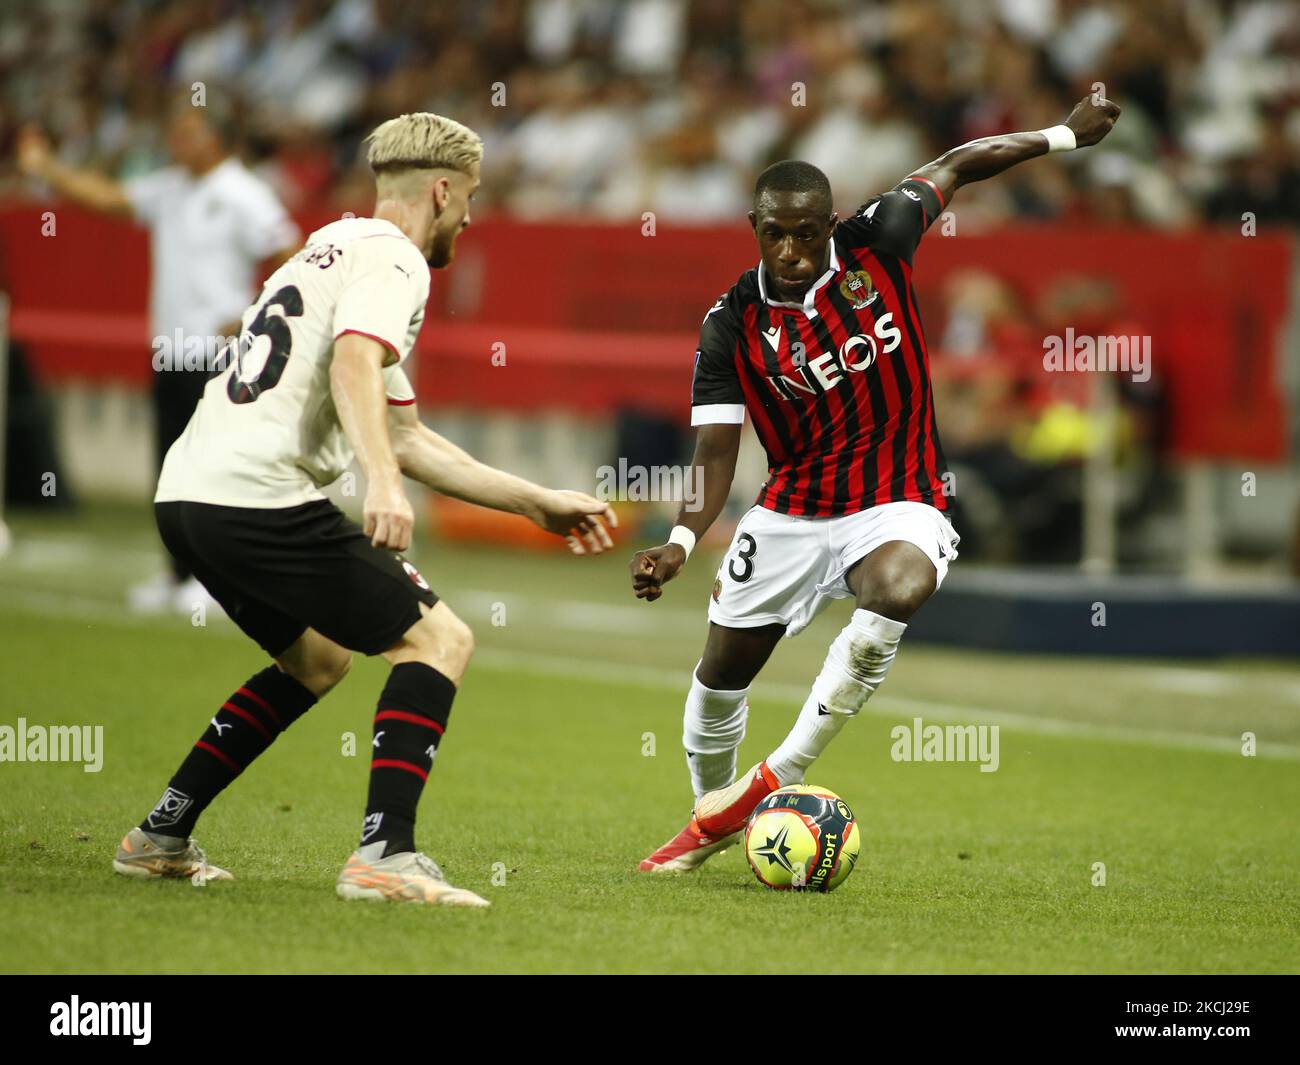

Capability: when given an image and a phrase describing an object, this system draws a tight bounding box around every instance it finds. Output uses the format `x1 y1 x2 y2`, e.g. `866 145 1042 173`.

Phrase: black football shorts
155 499 438 657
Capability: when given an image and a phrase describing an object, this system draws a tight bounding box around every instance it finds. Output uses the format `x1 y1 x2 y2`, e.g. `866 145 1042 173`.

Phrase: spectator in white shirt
16 93 301 613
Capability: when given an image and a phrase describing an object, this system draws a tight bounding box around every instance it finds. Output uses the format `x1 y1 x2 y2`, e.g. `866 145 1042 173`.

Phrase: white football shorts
706 501 960 637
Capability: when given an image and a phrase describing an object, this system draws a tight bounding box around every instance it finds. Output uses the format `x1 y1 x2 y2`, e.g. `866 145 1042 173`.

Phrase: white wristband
668 525 697 560
1038 124 1077 153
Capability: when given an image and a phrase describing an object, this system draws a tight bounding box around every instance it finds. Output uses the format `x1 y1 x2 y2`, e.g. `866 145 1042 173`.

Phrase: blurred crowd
928 267 1166 563
2 0 1298 227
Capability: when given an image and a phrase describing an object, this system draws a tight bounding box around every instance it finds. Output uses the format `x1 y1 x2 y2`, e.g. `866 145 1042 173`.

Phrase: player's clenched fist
630 543 686 602
364 478 414 551
1064 93 1121 147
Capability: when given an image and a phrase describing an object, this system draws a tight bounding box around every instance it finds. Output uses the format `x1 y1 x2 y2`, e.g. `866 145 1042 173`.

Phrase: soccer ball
743 785 860 892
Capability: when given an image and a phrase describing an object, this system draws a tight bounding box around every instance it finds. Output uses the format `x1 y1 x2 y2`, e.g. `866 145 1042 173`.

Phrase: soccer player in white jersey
16 94 301 614
111 113 616 907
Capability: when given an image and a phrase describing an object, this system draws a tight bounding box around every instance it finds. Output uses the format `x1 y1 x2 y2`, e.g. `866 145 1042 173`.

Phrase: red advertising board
0 205 1291 461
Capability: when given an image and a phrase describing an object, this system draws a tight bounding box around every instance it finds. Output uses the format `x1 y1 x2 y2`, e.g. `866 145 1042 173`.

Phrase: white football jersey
156 217 430 508
124 157 300 343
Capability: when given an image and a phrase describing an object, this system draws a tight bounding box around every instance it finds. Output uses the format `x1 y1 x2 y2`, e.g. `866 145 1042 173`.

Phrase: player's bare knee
862 563 936 622
697 623 782 691
276 633 353 696
696 657 753 692
440 610 475 669
279 646 351 696
395 604 474 676
316 646 353 691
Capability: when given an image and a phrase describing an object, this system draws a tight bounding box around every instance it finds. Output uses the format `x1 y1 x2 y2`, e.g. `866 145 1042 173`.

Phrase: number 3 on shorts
728 533 757 583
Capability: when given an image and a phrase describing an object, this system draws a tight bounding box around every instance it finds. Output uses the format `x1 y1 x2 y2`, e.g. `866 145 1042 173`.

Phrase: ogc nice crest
839 270 876 310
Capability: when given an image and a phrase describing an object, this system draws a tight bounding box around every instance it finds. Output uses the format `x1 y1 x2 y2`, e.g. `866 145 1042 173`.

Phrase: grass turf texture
0 503 1297 973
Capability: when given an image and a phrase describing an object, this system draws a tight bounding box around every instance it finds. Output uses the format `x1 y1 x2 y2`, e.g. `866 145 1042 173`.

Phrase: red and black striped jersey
691 176 949 517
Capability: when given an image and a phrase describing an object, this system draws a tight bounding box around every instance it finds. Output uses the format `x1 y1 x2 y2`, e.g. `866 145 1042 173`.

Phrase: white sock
682 666 749 799
767 609 907 786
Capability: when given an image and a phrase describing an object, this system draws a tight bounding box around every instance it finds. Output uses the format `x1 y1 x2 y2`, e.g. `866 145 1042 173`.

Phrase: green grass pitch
1 503 1297 973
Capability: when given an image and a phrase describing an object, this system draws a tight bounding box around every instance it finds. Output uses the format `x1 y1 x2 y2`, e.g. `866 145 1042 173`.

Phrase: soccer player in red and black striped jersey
633 93 1120 872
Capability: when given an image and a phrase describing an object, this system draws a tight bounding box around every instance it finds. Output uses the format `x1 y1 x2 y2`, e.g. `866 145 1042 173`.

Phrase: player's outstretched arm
910 93 1122 206
387 403 617 556
630 422 741 602
15 125 132 216
331 334 414 551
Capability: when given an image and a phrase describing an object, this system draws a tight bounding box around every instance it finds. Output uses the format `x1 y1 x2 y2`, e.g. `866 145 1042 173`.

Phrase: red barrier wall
0 204 1292 460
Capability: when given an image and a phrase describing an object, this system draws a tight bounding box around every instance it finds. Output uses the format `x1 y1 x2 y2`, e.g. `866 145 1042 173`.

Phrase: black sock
362 662 456 857
141 666 317 839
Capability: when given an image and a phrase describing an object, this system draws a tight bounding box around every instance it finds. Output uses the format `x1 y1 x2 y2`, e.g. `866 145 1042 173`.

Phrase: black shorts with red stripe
156 499 437 657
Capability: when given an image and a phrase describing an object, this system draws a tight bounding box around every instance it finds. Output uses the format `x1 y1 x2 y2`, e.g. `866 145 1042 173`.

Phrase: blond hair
365 112 483 176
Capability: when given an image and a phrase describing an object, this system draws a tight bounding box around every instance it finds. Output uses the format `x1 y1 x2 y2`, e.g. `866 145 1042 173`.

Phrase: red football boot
638 762 781 874
693 761 781 837
637 814 738 873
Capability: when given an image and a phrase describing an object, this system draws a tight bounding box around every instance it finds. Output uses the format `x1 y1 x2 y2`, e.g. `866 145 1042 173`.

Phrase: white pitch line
454 589 700 633
471 647 1300 762
3 585 1298 760
0 534 159 570
1143 668 1240 696
457 589 1300 702
0 587 239 633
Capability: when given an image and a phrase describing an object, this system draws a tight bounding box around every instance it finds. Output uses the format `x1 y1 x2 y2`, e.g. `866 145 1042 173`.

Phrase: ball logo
836 800 852 820
400 559 430 592
807 831 839 888
751 822 797 874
